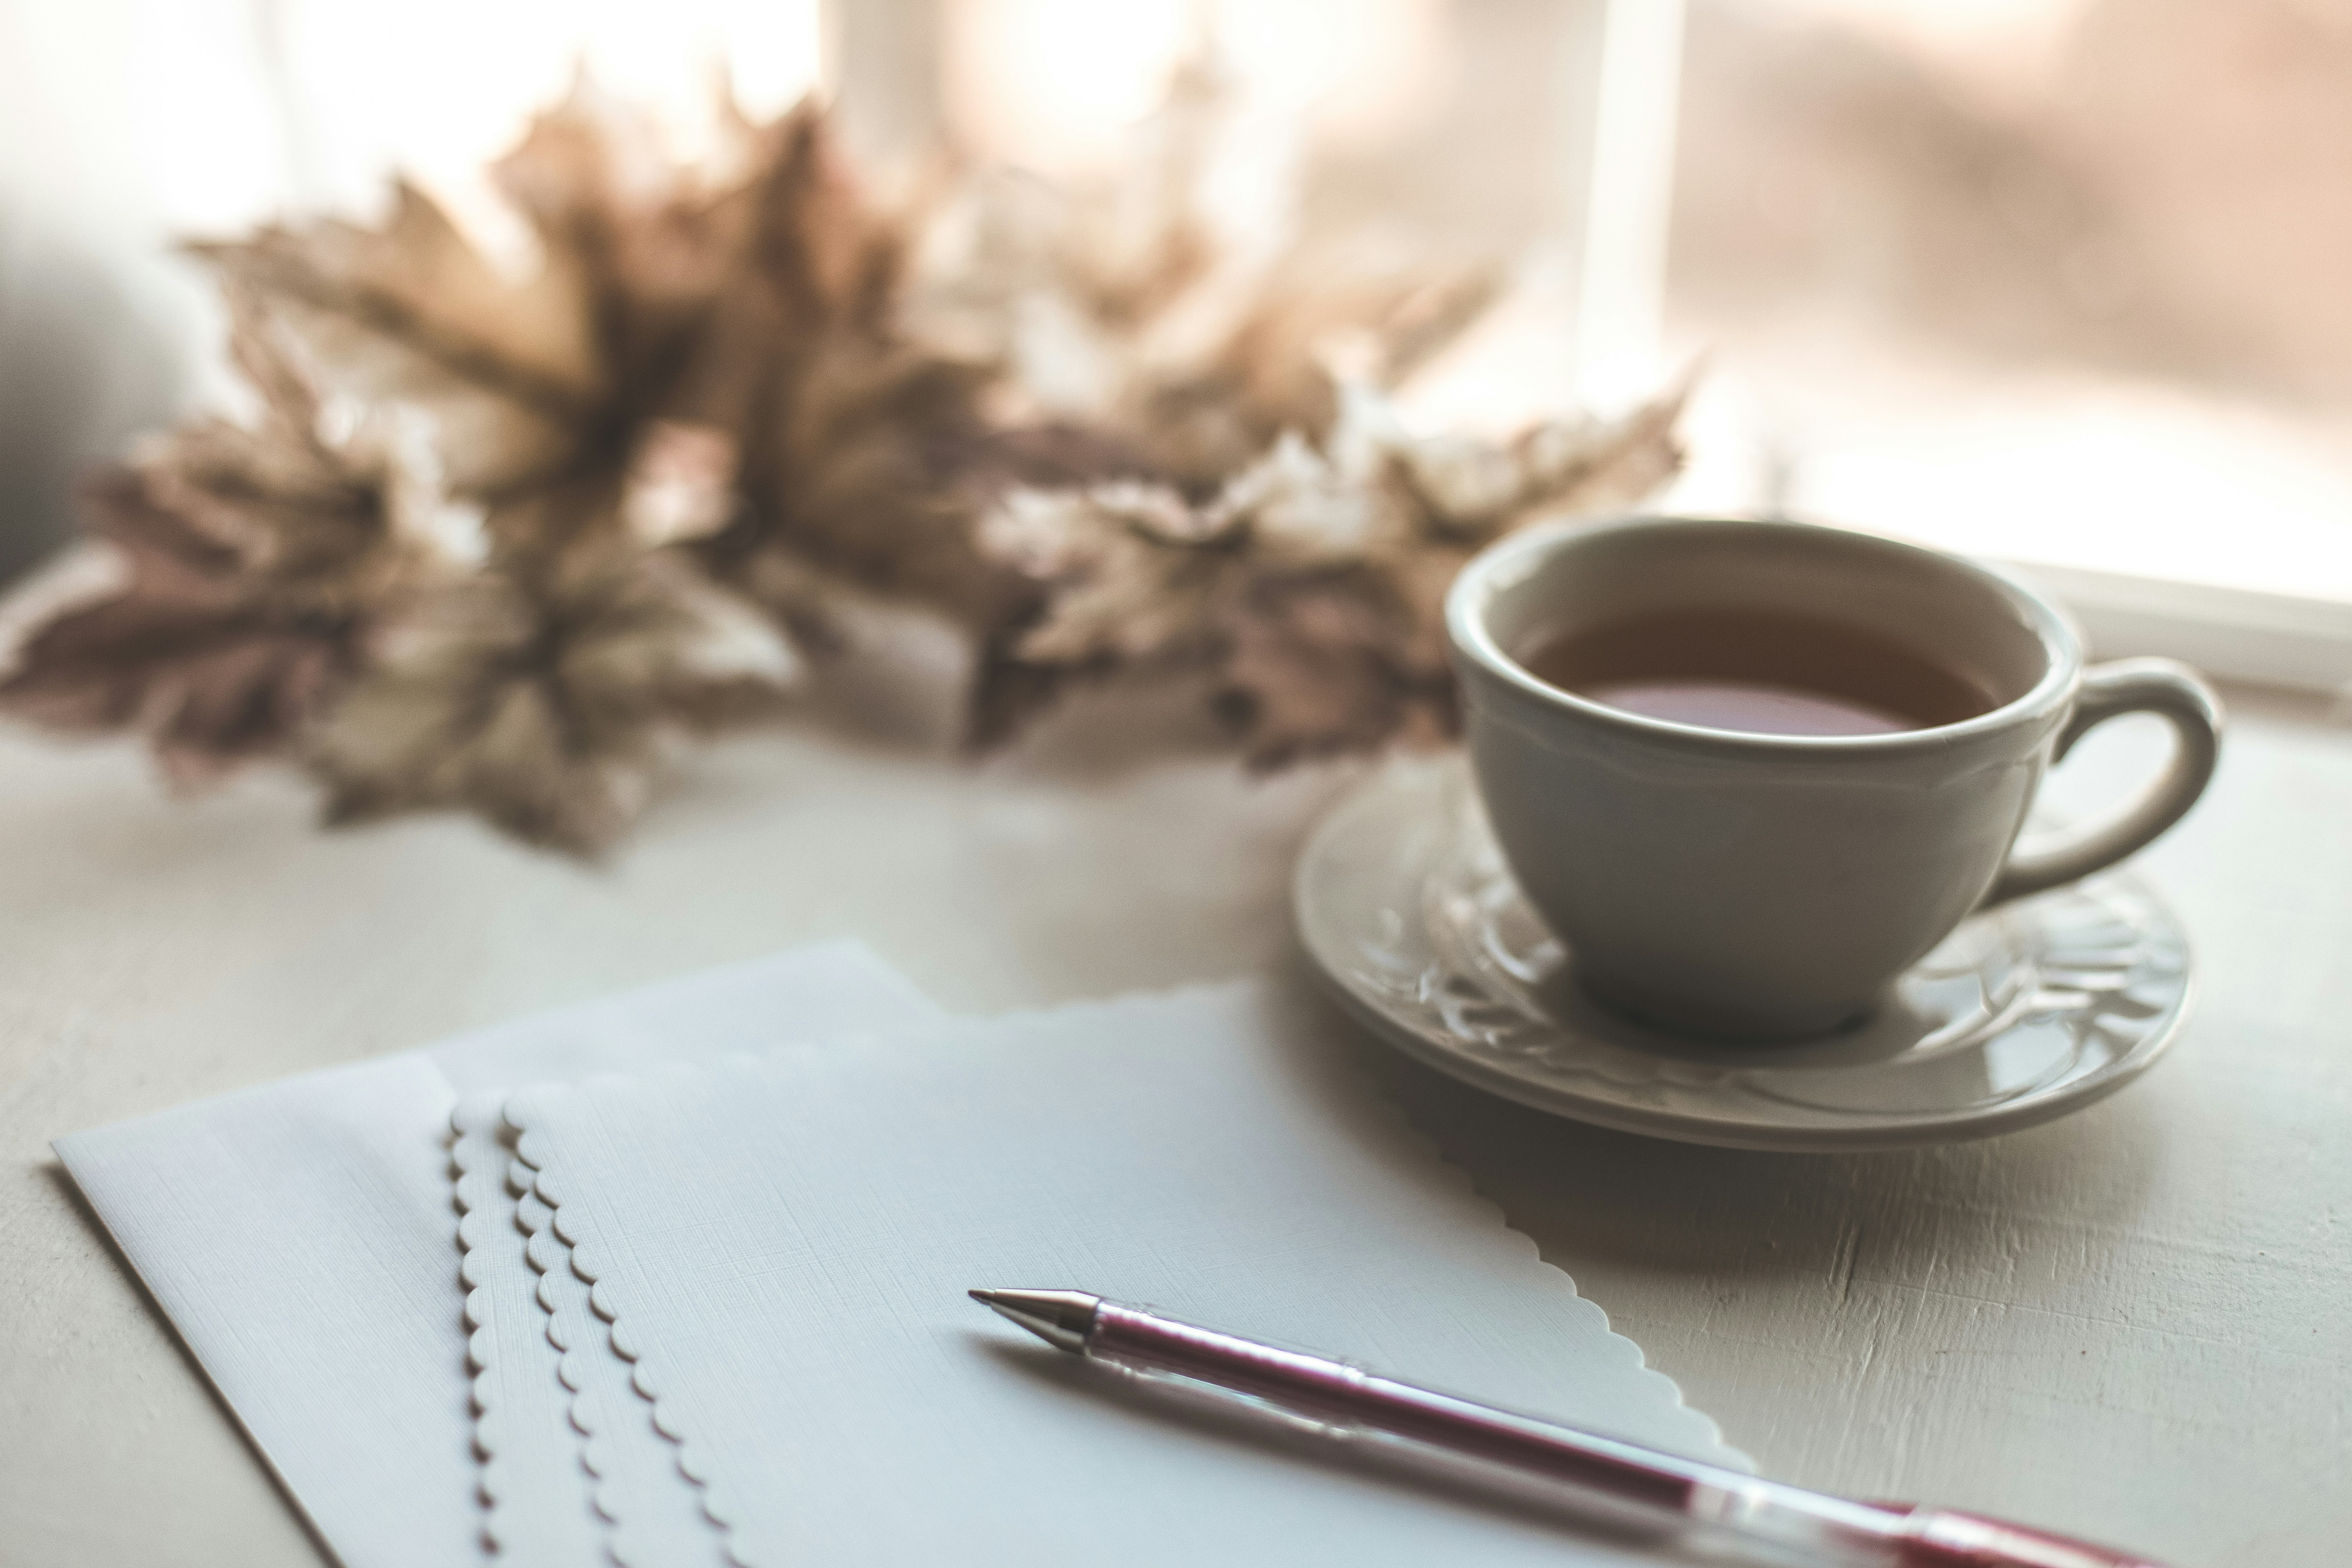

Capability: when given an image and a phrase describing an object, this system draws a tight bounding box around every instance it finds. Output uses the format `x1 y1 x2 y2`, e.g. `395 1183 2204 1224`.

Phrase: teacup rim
1444 514 2082 754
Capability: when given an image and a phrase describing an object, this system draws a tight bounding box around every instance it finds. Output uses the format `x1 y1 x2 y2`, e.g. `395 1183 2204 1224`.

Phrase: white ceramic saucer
1294 757 2194 1152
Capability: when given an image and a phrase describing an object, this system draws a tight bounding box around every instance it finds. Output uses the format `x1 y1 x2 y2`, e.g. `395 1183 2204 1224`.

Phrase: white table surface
1 669 2346 1568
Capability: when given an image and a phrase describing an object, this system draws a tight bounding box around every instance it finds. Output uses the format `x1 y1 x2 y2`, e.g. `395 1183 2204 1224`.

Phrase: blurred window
8 0 2351 685
1662 0 2352 641
931 0 2352 661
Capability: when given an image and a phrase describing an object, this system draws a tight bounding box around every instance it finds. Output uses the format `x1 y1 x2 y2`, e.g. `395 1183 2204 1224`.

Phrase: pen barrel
1090 1301 1692 1506
1075 1301 2171 1568
1085 1302 1902 1563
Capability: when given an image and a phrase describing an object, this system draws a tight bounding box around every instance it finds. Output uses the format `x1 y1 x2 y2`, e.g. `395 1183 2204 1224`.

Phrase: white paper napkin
509 979 1744 1567
55 942 942 1568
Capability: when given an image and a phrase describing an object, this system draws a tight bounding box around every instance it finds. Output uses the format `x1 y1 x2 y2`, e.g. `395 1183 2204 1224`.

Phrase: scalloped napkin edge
436 951 947 1566
506 977 1744 1568
458 1098 736 1568
452 1097 608 1566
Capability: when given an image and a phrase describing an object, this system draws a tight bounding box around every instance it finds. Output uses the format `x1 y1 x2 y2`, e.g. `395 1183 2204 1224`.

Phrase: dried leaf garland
0 67 1690 853
203 86 969 848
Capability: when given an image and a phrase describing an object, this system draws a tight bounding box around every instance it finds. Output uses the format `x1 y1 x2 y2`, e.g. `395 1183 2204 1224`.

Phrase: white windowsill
2002 560 2352 700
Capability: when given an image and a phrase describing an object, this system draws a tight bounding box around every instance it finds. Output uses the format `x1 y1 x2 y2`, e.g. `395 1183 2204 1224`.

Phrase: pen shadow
977 1337 1695 1557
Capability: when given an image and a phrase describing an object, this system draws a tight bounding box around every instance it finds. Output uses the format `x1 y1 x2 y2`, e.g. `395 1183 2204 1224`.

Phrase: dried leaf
621 421 740 546
192 183 601 496
983 483 1235 666
8 74 1698 853
904 44 1503 490
724 334 998 622
307 548 799 852
97 85 988 843
975 375 1686 761
689 108 1020 637
1214 430 1397 560
1216 570 1433 769
1122 257 1500 489
1398 378 1693 534
0 473 343 779
0 301 471 779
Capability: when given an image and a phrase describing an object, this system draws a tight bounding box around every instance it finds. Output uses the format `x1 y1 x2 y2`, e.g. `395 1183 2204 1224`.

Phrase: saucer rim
1293 757 2194 1154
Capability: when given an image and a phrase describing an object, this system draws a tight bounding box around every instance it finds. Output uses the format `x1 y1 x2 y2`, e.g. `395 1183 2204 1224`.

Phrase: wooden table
2 679 2345 1567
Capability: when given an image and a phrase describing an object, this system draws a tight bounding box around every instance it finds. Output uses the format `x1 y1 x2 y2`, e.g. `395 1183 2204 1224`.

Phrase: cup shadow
1298 976 2166 1289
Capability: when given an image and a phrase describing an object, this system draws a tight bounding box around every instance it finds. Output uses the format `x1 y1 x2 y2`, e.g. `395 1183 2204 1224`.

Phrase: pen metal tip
967 1287 1103 1354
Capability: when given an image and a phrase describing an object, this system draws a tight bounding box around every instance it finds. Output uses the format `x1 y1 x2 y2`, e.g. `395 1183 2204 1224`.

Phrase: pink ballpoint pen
971 1289 2168 1568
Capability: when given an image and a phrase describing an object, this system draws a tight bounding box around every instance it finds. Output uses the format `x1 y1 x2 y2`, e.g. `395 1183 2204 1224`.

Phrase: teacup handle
1982 658 2223 907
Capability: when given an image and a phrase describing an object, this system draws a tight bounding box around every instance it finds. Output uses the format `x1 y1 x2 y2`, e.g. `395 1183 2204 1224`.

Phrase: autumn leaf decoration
0 69 1687 853
0 292 468 782
978 383 1687 767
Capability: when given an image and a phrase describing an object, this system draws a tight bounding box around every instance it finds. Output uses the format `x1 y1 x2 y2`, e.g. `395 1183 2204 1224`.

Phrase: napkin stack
57 944 1741 1568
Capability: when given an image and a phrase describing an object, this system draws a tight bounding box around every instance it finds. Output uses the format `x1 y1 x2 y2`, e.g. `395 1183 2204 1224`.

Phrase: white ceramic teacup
1445 516 2223 1040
